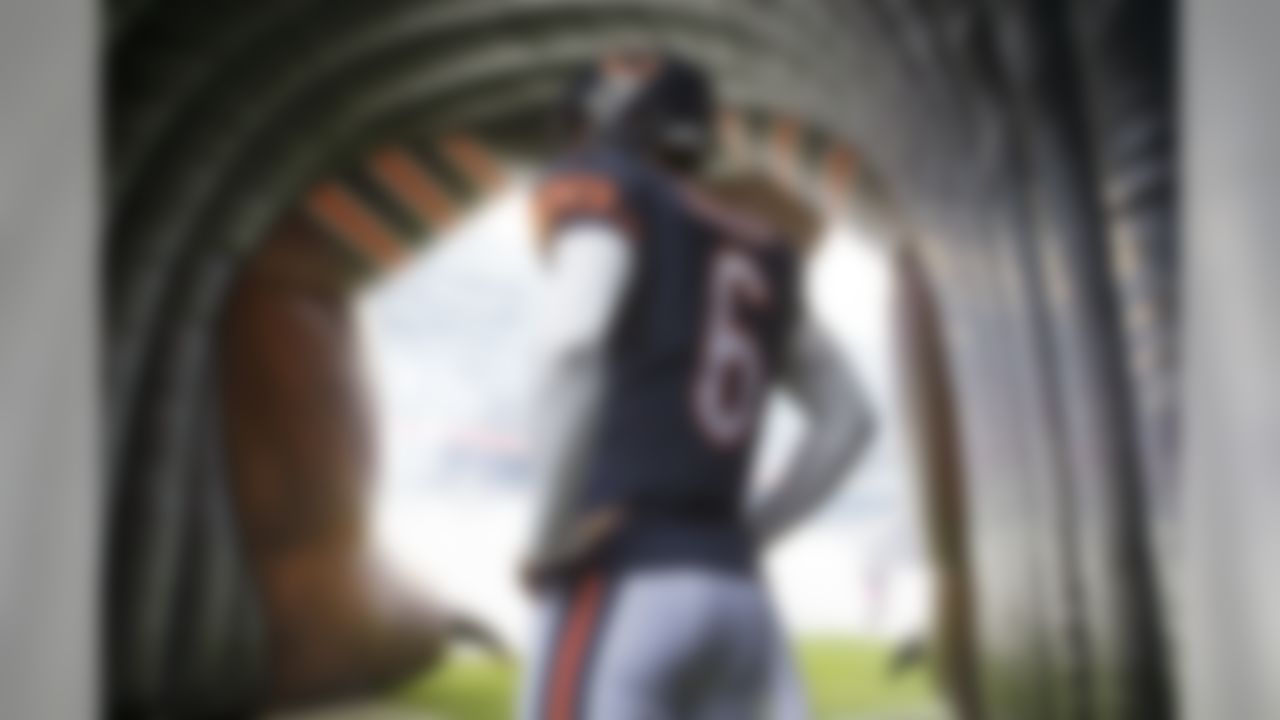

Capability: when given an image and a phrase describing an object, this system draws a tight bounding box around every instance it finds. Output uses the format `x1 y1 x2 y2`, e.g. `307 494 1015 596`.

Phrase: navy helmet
560 51 716 172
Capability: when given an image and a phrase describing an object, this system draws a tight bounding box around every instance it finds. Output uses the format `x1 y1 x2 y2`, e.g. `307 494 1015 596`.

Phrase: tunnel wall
107 1 1176 718
880 2 1175 716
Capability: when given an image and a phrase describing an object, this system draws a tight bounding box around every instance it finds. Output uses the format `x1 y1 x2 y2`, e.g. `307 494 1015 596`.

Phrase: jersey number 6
693 248 771 449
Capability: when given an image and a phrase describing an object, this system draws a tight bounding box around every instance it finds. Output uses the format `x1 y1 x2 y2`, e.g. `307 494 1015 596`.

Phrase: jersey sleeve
533 161 640 254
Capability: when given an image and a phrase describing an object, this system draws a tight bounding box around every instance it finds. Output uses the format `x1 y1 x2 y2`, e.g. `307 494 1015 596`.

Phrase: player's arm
747 310 877 544
525 219 635 576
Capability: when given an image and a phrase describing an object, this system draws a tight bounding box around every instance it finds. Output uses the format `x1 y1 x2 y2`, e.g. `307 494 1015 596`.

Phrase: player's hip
605 520 758 576
519 566 778 720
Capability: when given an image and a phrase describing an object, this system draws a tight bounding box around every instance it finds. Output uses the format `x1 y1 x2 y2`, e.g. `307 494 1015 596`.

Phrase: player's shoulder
694 172 819 254
535 146 654 247
680 182 800 257
540 145 654 193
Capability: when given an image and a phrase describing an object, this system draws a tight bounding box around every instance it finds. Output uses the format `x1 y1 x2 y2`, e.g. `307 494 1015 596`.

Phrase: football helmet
561 50 716 171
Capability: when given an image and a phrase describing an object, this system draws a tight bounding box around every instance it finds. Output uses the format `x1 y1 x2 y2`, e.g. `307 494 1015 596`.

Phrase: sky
357 178 929 652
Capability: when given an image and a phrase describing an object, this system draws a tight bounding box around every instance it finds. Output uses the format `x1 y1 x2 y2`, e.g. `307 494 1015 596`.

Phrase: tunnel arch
107 2 1176 719
296 116 858 280
108 0 892 489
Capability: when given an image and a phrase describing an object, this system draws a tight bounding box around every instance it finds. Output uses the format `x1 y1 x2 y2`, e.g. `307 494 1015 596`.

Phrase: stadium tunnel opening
351 168 942 709
214 120 945 711
107 2 1175 719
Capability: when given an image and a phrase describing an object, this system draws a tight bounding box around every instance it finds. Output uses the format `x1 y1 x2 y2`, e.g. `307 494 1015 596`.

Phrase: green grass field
394 636 936 719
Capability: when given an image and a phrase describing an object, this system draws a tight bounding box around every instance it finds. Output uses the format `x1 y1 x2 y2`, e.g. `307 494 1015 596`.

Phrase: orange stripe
718 109 747 165
305 182 406 267
442 134 504 191
771 117 801 181
824 145 857 209
547 573 607 720
370 147 458 228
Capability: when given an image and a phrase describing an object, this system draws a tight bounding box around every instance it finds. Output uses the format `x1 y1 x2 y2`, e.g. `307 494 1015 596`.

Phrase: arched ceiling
106 0 948 464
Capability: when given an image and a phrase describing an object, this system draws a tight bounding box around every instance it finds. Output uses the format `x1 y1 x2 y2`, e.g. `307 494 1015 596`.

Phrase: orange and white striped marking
304 181 407 268
442 134 505 192
369 146 458 230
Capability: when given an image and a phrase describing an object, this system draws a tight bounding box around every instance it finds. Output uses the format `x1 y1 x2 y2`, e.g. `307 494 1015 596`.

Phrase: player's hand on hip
519 507 626 594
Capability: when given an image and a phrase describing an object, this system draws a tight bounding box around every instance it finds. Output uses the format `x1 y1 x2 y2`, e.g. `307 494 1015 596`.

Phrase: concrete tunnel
105 0 1176 718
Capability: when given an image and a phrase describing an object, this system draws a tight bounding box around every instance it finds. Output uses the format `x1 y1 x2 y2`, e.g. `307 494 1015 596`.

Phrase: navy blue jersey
536 147 801 573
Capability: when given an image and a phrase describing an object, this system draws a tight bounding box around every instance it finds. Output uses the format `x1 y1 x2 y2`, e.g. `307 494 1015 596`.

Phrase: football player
519 51 876 719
